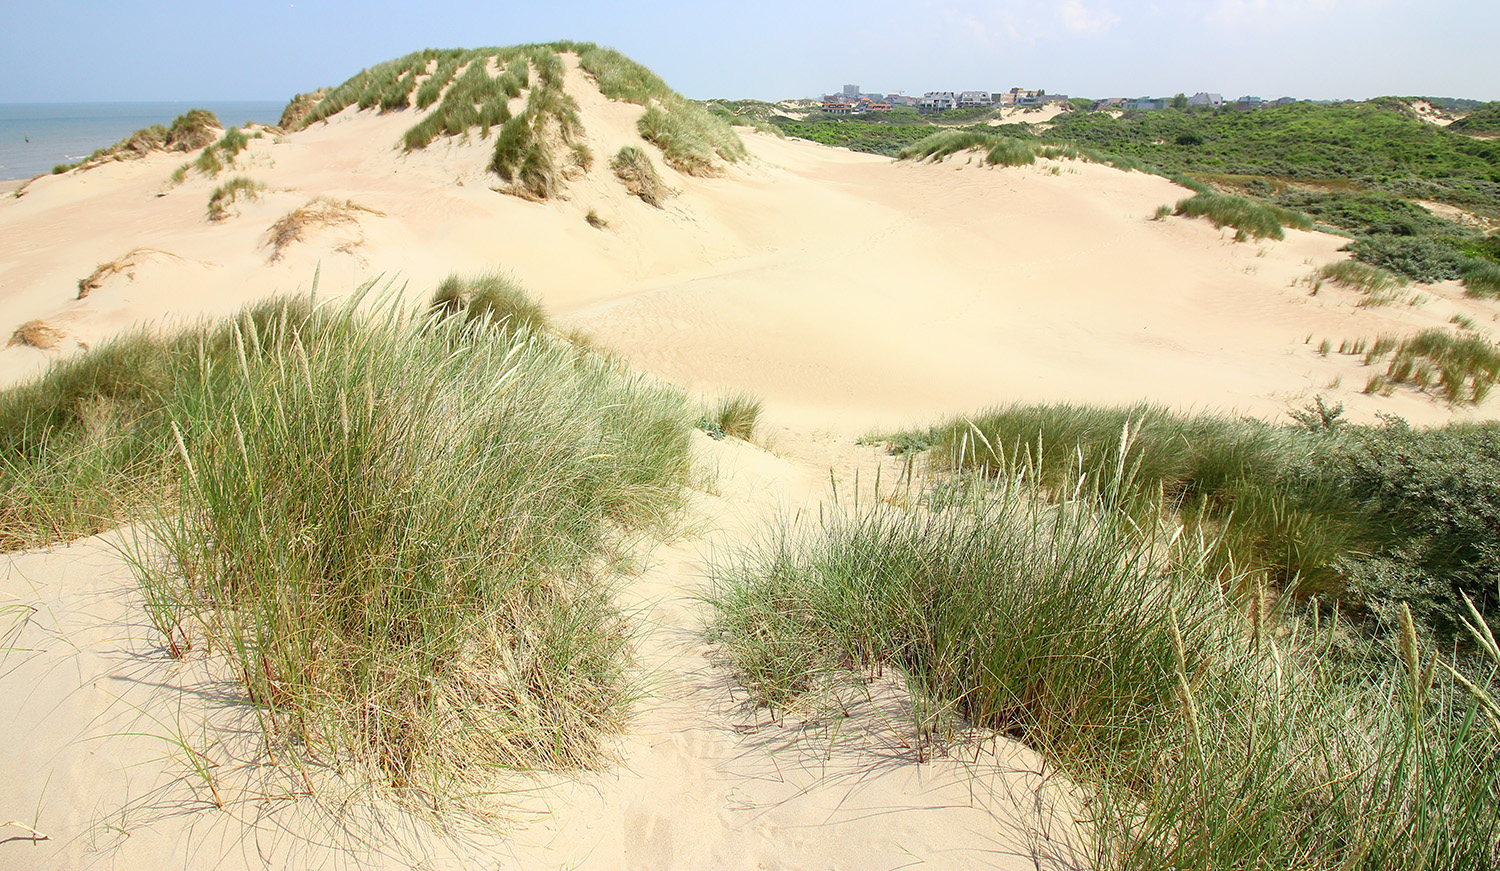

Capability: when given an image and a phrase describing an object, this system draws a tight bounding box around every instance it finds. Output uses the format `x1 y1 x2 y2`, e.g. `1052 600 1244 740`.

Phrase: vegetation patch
710 463 1500 871
7 320 66 350
702 391 762 441
0 288 697 807
430 272 548 335
1316 260 1408 295
1361 329 1500 405
1173 191 1313 240
276 89 328 130
76 248 172 298
1461 257 1500 297
205 176 265 222
263 197 381 262
611 146 670 207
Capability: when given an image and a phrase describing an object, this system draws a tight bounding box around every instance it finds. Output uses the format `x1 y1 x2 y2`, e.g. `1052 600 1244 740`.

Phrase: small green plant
708 392 763 441
1152 204 1172 221
1383 329 1500 404
585 208 608 229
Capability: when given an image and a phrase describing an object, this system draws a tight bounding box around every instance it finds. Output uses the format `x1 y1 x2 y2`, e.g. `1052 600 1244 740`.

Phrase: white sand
3 56 1498 869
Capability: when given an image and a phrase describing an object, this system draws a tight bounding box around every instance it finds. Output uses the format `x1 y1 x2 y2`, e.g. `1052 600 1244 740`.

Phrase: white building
919 91 959 112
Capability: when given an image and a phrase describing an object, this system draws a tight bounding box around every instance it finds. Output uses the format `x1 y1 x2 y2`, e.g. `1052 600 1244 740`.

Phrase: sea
0 101 287 181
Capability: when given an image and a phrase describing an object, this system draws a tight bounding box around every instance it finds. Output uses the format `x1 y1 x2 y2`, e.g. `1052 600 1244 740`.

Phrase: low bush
1343 234 1471 283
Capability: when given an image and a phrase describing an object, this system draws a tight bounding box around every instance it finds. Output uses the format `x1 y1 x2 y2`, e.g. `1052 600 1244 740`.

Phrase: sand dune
3 51 1499 870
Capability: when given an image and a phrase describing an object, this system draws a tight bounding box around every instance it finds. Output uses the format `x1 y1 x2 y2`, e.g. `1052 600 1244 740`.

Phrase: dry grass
8 321 66 350
263 198 384 262
76 248 172 298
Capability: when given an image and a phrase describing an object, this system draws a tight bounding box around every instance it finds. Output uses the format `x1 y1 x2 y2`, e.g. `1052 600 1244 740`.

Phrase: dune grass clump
430 272 548 335
916 403 1361 595
74 109 223 171
139 294 695 797
0 298 314 551
263 197 382 262
611 146 670 207
637 102 747 176
1175 191 1314 240
0 288 698 802
1461 258 1500 298
1317 259 1408 295
276 89 327 130
709 461 1500 871
1382 329 1500 404
7 320 66 351
206 176 265 222
705 392 763 441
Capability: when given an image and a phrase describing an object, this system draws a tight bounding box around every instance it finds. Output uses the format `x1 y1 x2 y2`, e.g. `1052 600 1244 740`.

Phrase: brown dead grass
8 320 66 350
263 198 384 263
76 248 175 298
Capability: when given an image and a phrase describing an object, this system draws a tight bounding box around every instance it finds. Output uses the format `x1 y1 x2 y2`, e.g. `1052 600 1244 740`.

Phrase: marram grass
0 284 699 810
710 447 1500 871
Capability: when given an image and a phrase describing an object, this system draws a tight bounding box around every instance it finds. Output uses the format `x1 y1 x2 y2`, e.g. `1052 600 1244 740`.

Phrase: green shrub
1344 234 1472 283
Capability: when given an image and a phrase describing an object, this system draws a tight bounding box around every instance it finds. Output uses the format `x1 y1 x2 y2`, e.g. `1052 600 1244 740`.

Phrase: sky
3 0 1498 104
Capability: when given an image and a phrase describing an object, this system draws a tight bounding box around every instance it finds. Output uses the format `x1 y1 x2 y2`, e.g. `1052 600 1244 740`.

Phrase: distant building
1232 95 1264 111
1272 96 1297 107
821 100 858 115
842 84 860 99
1124 96 1169 111
1186 92 1224 108
1093 97 1127 111
918 91 959 112
958 91 994 109
886 94 918 107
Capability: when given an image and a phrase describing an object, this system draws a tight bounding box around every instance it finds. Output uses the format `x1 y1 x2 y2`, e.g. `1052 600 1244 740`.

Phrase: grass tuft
263 198 382 262
1175 191 1314 240
708 392 763 441
1460 258 1500 298
206 176 265 222
0 287 698 807
429 272 548 335
611 146 670 207
710 461 1500 871
8 321 66 350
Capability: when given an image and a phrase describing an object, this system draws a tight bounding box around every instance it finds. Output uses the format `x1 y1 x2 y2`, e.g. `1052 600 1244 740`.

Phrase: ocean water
0 101 286 181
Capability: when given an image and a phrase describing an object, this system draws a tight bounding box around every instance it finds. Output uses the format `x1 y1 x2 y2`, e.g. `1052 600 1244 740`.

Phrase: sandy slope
3 54 1500 869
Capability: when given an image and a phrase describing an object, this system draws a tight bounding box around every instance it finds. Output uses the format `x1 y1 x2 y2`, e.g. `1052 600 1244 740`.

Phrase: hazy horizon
3 1 1498 105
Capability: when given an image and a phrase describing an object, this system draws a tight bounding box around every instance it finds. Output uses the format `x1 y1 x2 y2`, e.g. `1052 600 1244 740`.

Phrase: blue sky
4 0 1497 103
